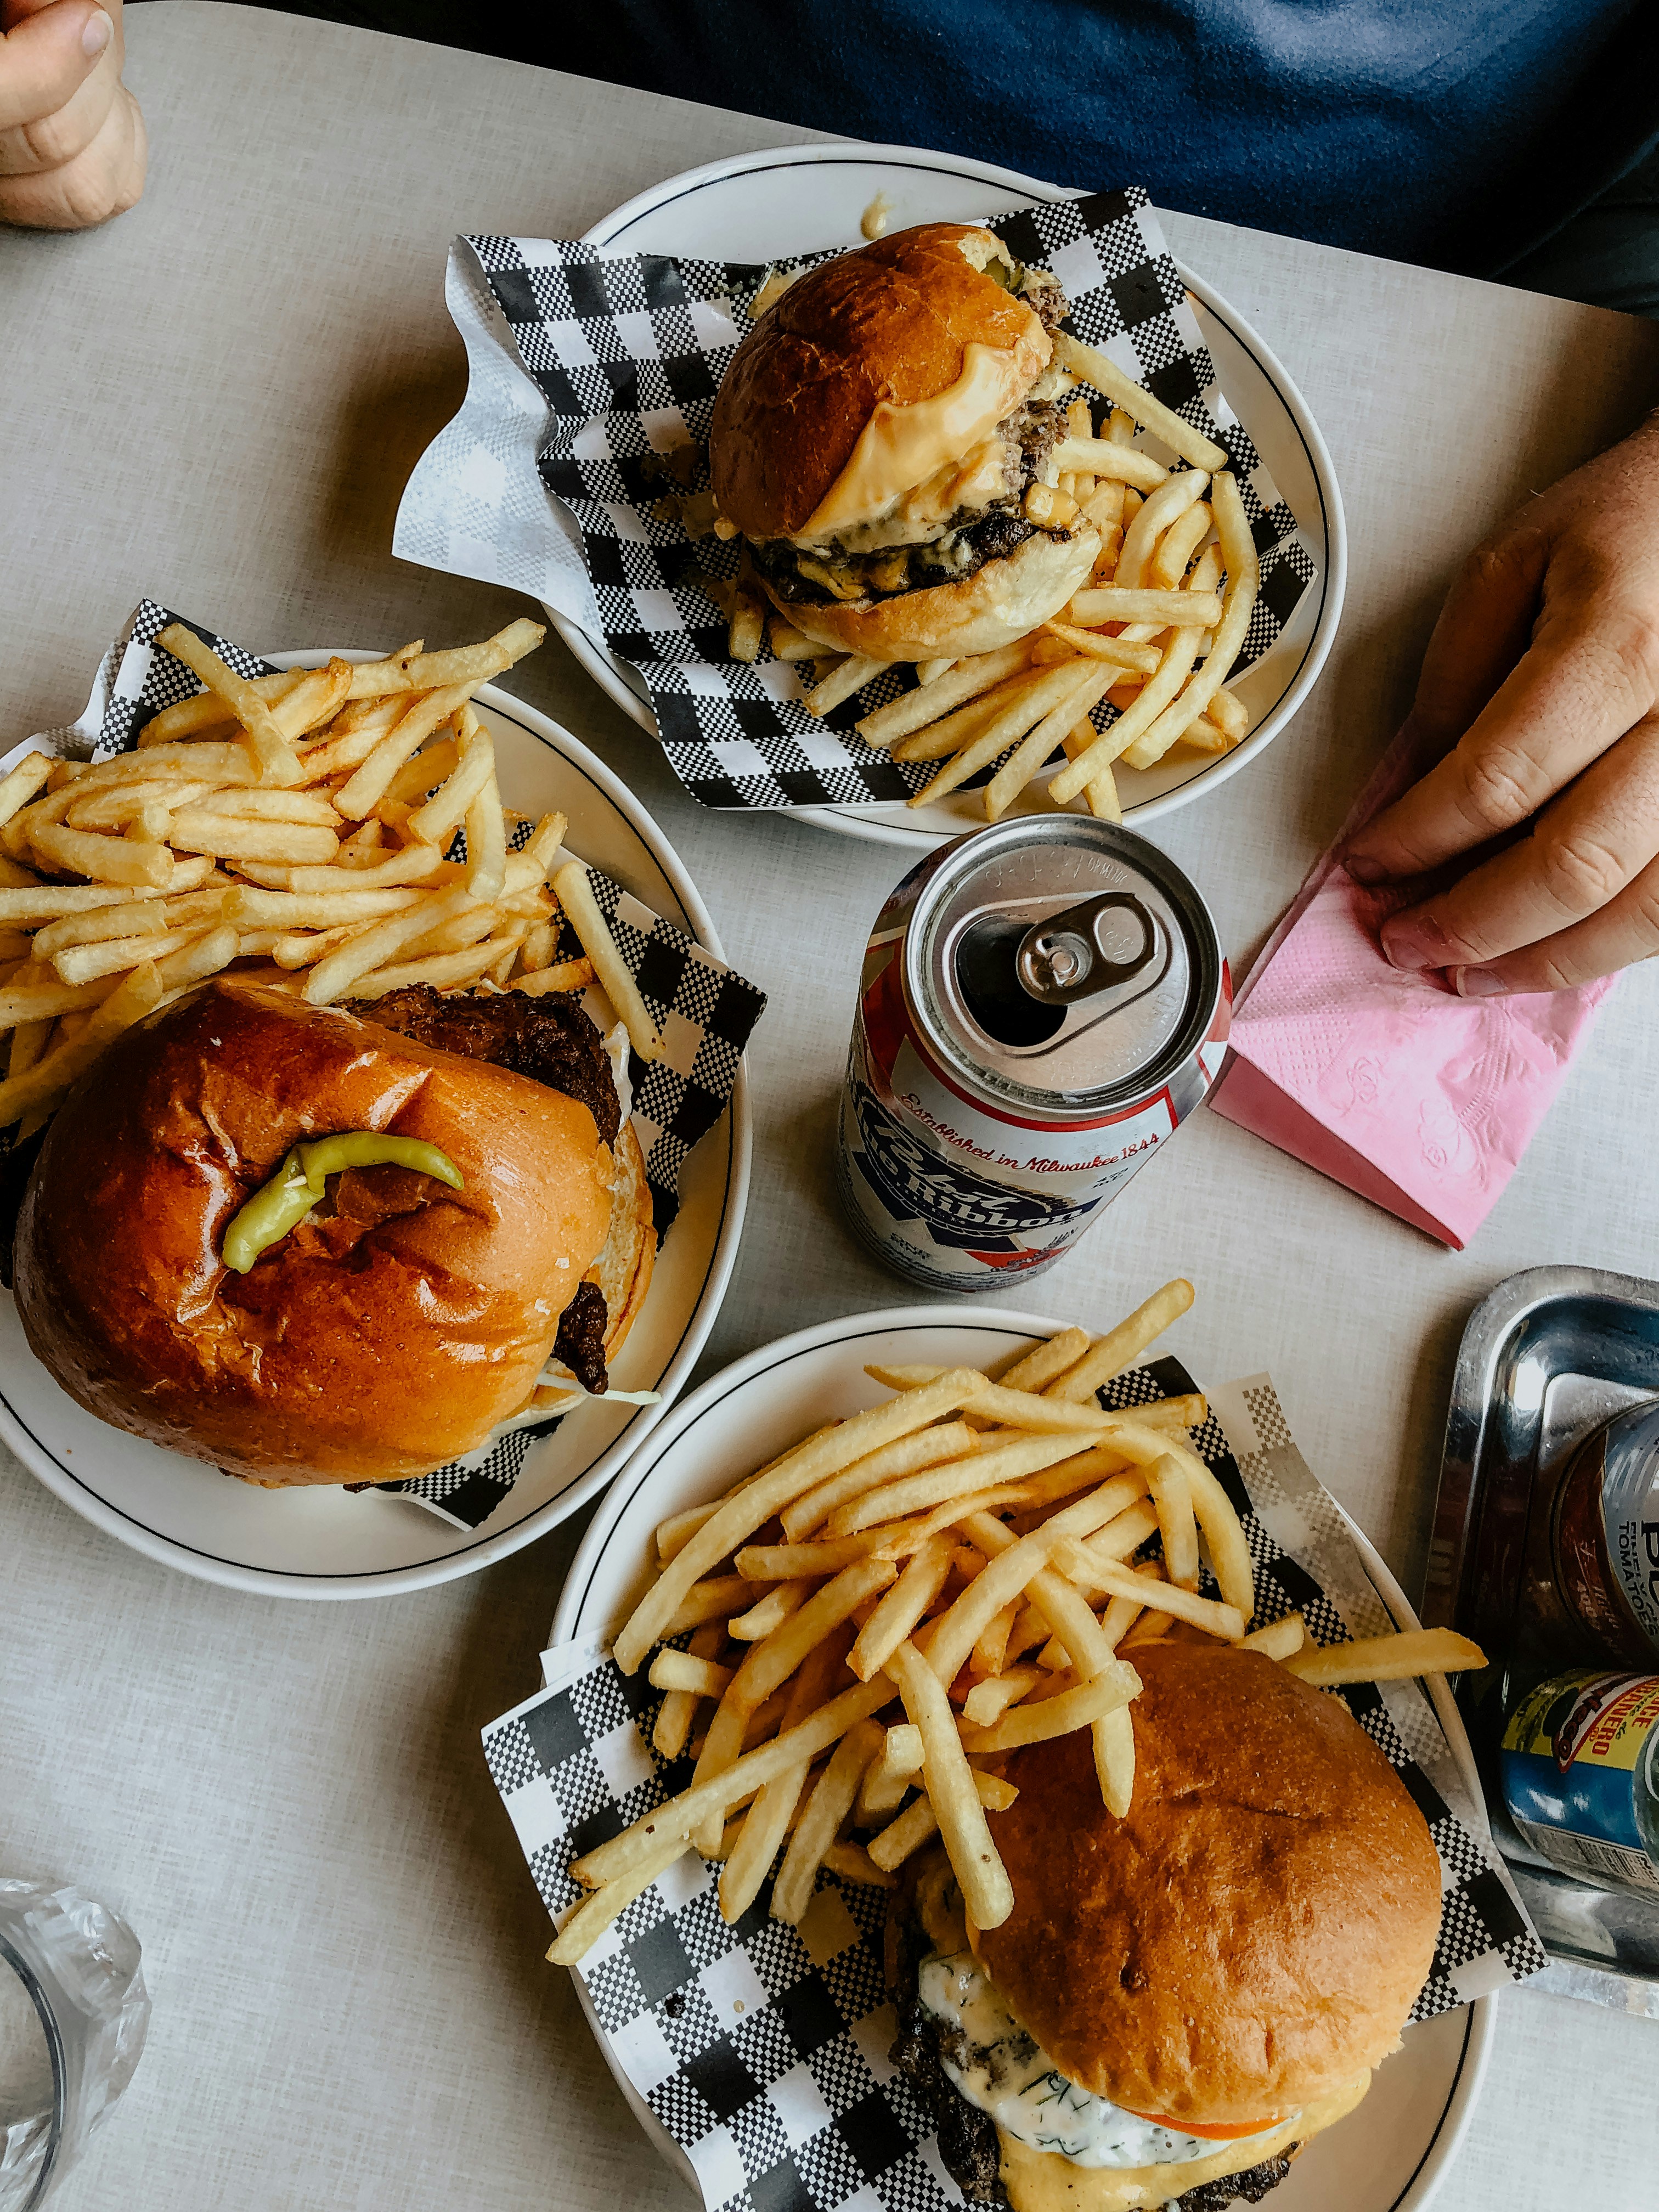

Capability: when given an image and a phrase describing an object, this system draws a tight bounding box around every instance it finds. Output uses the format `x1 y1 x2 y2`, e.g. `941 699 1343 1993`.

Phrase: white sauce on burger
917 1951 1291 2171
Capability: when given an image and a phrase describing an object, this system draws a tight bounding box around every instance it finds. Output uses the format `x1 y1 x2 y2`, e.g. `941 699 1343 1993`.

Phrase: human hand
1343 415 1659 996
0 0 145 230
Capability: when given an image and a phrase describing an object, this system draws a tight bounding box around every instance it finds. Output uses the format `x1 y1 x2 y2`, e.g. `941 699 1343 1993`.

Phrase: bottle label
1500 1669 1659 1896
1601 1431 1659 1650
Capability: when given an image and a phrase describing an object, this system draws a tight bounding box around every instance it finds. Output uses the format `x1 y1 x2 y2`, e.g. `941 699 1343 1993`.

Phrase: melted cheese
997 2077 1373 2212
918 1954 1288 2172
795 331 1048 544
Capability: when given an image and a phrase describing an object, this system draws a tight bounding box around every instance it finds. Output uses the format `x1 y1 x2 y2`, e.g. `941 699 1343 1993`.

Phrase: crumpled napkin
1209 719 1616 1247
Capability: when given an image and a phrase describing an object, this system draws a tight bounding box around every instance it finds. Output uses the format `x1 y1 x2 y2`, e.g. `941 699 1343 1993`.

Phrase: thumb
0 5 114 134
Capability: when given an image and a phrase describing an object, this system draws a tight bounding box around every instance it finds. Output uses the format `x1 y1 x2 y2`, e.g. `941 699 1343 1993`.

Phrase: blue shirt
556 0 1652 269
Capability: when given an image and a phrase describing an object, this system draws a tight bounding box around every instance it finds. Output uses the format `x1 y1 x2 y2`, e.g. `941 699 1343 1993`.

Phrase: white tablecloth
2 8 1656 2206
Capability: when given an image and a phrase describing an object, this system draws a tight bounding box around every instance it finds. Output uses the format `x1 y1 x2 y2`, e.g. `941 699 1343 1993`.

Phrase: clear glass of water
0 1880 150 2210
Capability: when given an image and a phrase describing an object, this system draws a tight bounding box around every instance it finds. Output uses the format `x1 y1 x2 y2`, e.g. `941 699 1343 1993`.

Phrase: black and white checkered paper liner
20 600 766 1530
482 1362 1544 2212
394 188 1318 812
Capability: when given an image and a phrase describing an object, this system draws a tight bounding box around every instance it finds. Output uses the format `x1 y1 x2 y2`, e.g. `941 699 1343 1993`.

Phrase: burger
888 1642 1443 2211
10 978 655 1486
708 222 1099 662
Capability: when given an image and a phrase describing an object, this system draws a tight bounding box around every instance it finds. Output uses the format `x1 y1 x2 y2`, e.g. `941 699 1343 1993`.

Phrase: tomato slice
1124 2109 1281 2140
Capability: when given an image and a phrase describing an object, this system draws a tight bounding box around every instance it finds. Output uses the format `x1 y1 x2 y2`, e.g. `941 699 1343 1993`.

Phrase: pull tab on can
1015 893 1159 1006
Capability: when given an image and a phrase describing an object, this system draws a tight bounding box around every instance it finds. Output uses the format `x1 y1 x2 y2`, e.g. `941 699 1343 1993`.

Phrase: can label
1553 1407 1659 1660
1500 1669 1659 1895
837 931 1230 1291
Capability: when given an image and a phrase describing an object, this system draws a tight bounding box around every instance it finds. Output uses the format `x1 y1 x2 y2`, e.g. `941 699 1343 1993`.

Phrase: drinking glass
0 1880 150 2210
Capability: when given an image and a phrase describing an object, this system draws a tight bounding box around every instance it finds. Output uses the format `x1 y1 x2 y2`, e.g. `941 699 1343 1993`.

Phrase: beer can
1500 1668 1659 1897
835 816 1229 1292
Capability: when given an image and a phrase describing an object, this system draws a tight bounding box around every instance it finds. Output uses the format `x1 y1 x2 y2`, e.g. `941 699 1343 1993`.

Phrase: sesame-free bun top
13 981 615 1486
709 223 1051 544
976 1642 1443 2128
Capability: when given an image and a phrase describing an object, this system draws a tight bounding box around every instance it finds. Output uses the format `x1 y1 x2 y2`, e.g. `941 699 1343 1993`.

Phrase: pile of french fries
551 1279 1484 1965
0 620 664 1137
709 335 1257 822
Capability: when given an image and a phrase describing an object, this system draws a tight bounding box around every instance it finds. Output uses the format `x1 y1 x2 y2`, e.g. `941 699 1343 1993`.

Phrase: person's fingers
1451 851 1659 996
0 2 110 135
0 4 118 174
1379 714 1659 969
1345 585 1659 884
1403 524 1548 753
0 69 140 226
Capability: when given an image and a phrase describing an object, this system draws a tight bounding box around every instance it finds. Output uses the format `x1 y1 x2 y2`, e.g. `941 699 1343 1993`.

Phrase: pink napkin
1208 720 1617 1248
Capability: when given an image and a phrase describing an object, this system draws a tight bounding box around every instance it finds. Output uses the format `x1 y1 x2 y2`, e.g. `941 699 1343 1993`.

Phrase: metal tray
1425 1265 1659 2016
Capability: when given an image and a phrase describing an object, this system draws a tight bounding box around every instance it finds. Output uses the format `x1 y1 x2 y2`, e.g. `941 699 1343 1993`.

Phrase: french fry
167 814 338 865
984 661 1118 822
154 625 302 783
917 657 956 685
1053 333 1227 471
552 860 661 1063
663 1576 756 1637
464 770 507 902
961 1667 1044 1729
31 822 173 890
0 963 163 1127
1046 436 1169 492
1047 617 1207 803
885 1640 1013 1926
514 957 596 996
1047 1282 1196 1402
1281 1629 1486 1688
652 1621 727 1758
855 641 1033 748
0 753 56 828
849 1532 956 1683
1068 586 1224 628
656 1502 721 1565
727 1580 811 1644
724 1560 896 1715
1149 499 1215 589
768 615 817 662
613 1372 990 1674
1238 1612 1305 1661
734 1537 884 1581
1039 623 1160 674
889 674 1040 765
648 1650 735 1699
343 621 541 701
407 725 496 849
1206 685 1250 742
1122 477 1259 768
548 1829 691 1965
957 1671 1139 1754
1147 1453 1200 1590
827 1430 1101 1538
804 654 882 716
1062 721 1121 821
771 1719 885 1923
137 671 301 748
52 926 211 986
1055 1537 1244 1640
1093 1703 1136 1816
719 1752 809 1921
571 1678 895 1890
782 1421 980 1541
1115 469 1210 591
821 1842 894 1888
996 1328 1091 1395
866 1790 944 1872
727 592 765 667
334 684 481 819
907 662 1091 809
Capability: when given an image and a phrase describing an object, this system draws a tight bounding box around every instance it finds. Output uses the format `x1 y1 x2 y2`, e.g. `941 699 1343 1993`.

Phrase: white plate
0 654 751 1599
554 140 1347 850
550 1307 1490 2212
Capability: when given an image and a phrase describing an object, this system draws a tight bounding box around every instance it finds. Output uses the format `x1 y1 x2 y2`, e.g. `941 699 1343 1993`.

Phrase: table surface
3 6 1657 2207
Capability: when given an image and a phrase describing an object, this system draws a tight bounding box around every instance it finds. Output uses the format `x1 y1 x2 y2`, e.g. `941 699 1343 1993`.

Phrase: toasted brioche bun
592 1116 654 1358
710 222 1048 543
975 1644 1443 2132
13 981 617 1486
757 523 1099 662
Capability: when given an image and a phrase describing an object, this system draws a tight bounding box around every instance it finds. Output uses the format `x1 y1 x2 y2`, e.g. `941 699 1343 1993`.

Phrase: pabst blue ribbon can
836 816 1229 1291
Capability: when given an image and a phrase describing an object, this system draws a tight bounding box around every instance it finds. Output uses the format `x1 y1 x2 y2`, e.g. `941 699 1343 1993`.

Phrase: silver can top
904 816 1222 1119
